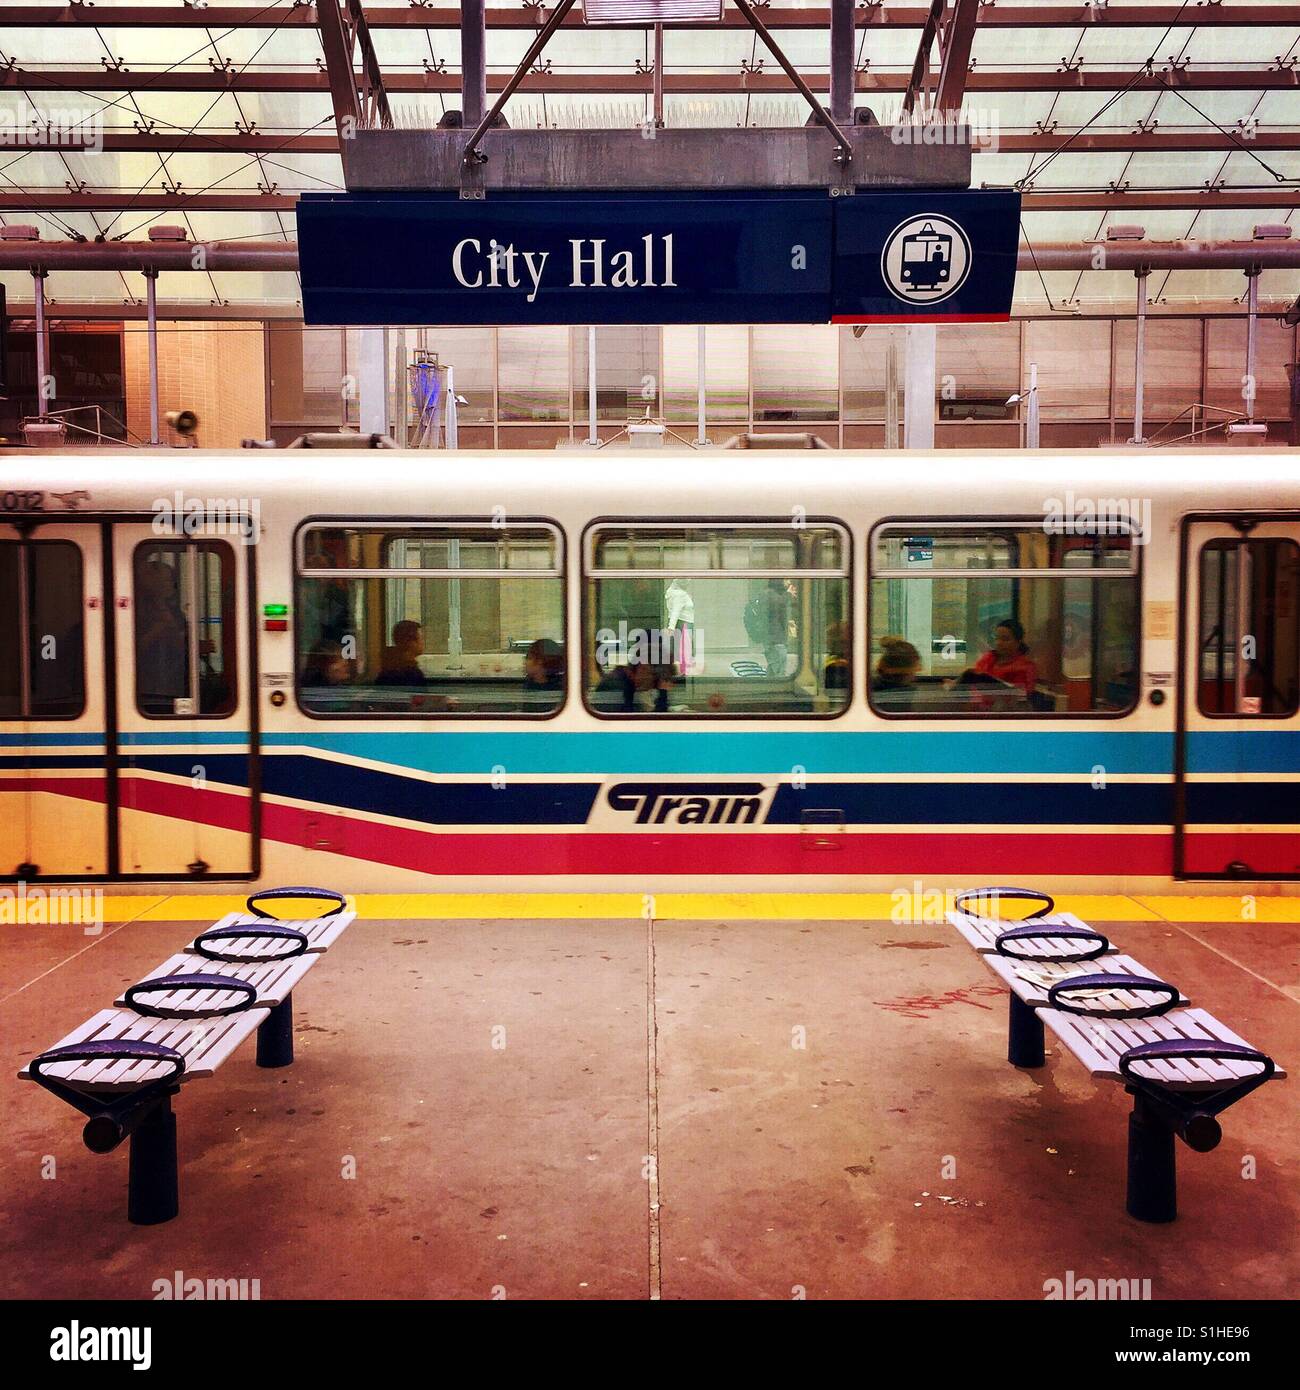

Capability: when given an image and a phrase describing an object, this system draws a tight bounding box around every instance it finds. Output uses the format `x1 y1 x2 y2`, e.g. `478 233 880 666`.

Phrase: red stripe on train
29 778 1296 876
260 802 1176 876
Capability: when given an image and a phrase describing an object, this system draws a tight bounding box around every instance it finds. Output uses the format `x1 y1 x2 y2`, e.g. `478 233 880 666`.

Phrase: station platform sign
297 189 1019 327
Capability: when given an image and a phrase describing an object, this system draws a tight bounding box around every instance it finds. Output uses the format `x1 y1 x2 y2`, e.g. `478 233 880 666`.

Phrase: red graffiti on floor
874 984 1005 1021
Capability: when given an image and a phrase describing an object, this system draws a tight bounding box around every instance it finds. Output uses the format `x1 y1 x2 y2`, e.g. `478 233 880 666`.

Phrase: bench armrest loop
954 886 1056 921
994 925 1110 962
30 1040 186 1136
1047 974 1179 1018
1119 1039 1277 1150
193 923 309 962
246 886 347 919
125 974 259 1019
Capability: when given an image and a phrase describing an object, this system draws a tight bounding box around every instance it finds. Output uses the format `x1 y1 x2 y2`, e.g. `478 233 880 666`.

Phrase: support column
1008 993 1045 1068
586 325 598 446
1026 360 1040 449
884 328 901 449
393 328 408 446
903 324 936 449
461 0 486 127
1126 1092 1178 1224
144 268 161 445
1245 267 1260 423
696 324 708 446
830 0 855 124
127 1097 179 1226
356 327 389 438
32 268 49 419
1129 267 1149 445
256 996 294 1069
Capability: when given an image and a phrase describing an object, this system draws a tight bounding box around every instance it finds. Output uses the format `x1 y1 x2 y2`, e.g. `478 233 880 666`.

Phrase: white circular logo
880 215 971 305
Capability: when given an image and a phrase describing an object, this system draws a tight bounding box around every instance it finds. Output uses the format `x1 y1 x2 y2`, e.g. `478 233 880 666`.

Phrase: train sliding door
0 522 109 878
1179 518 1300 878
111 523 258 877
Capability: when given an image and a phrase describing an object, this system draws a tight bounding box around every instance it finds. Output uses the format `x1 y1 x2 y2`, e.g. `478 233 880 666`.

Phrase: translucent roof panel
0 5 1293 309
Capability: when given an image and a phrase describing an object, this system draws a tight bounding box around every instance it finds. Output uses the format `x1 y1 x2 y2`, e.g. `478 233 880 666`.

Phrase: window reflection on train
1198 538 1300 717
0 540 86 720
134 541 237 717
585 525 850 716
296 524 565 715
869 524 1139 716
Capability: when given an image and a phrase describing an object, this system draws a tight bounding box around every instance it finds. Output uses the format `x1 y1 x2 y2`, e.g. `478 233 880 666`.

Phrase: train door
1179 518 1300 878
111 523 258 877
0 521 110 877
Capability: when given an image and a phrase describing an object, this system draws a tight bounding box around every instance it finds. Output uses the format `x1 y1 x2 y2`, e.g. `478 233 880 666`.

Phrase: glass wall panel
571 326 661 422
1025 319 1112 420
498 327 570 422
936 322 1021 420
663 325 750 421
1114 317 1202 423
752 326 839 421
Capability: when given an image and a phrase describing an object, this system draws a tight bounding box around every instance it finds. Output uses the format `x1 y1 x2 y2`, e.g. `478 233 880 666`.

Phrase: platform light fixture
582 0 724 21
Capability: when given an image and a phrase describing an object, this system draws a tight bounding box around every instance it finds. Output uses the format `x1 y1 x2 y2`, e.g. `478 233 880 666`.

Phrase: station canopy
0 0 1296 312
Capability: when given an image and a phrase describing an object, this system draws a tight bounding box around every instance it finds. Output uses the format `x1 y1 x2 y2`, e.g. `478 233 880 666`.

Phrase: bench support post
256 995 295 1069
1007 992 1045 1068
127 1096 179 1226
1126 1091 1177 1223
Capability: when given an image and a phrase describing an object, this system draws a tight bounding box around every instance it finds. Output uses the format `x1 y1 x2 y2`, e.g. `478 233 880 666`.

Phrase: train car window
584 523 850 718
0 541 86 720
869 522 1139 717
1198 539 1300 717
134 541 237 718
295 523 564 717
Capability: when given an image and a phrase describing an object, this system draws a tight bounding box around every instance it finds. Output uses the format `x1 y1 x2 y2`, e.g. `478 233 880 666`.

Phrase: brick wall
124 320 266 448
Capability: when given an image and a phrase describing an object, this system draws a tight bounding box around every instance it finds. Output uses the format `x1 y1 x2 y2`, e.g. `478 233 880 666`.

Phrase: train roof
5 447 1299 519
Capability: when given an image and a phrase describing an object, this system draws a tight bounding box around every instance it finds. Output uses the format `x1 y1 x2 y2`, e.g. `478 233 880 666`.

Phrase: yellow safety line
18 891 1299 924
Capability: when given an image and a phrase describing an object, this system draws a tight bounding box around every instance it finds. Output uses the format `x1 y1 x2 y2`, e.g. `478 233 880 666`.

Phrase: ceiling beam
5 68 1294 95
316 0 392 138
19 130 1300 156
935 0 981 116
4 189 1298 213
2 239 1300 276
4 238 1300 273
1019 189 1300 210
0 5 1294 28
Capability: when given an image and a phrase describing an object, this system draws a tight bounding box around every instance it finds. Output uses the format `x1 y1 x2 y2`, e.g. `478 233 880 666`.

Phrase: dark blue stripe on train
7 753 1299 828
126 754 601 826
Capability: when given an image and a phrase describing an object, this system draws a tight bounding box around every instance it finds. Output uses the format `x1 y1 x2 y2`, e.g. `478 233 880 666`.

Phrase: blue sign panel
298 192 834 326
832 189 1021 324
297 189 1019 326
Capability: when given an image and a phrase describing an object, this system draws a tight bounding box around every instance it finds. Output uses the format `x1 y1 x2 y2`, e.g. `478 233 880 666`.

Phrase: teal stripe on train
10 729 1300 775
10 733 1300 778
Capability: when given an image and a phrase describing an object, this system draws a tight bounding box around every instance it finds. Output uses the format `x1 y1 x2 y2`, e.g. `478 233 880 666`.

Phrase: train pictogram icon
899 221 954 291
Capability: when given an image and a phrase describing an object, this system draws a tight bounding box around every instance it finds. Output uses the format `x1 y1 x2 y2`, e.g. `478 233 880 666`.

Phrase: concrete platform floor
2 912 1296 1300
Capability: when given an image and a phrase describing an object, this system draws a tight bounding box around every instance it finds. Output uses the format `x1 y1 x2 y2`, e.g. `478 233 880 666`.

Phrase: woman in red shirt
972 618 1038 698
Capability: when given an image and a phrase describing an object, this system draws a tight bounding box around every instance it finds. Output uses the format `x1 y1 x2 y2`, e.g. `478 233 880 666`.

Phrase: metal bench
947 886 1284 1222
19 887 355 1226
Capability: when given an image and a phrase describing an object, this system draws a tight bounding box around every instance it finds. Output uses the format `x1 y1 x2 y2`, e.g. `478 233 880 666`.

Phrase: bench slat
18 1006 270 1092
115 951 319 1010
1040 1005 1285 1089
985 952 1190 1011
197 910 355 955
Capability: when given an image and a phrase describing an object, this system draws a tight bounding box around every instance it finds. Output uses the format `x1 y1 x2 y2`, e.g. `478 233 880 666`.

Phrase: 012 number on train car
1 490 44 511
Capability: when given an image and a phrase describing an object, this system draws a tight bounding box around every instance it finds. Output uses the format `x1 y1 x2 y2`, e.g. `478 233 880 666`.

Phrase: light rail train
1 450 1297 894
